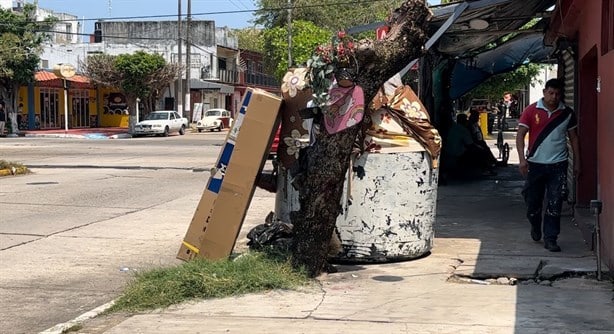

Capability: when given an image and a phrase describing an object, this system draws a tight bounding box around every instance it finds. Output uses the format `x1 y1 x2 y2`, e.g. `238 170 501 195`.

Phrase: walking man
516 78 580 252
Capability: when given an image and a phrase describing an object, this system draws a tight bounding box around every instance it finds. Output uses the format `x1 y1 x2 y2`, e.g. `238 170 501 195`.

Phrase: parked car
269 126 281 159
133 111 188 137
196 109 233 132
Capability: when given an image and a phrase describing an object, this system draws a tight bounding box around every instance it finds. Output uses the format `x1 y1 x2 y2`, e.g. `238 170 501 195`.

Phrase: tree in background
263 20 330 79
464 63 544 102
462 18 548 104
234 27 265 53
254 0 405 31
80 51 180 124
252 0 407 80
0 4 54 110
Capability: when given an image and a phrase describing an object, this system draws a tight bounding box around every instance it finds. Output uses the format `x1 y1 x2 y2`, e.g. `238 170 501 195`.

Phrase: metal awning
429 0 556 56
189 79 235 94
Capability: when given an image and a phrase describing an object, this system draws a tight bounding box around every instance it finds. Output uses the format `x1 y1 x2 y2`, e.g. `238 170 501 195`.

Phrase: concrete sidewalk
48 143 613 334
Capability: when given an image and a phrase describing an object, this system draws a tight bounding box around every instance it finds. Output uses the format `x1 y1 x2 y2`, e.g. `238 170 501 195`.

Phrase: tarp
449 33 555 99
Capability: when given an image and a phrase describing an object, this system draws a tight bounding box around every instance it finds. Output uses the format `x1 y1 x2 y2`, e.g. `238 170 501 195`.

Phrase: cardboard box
177 88 282 261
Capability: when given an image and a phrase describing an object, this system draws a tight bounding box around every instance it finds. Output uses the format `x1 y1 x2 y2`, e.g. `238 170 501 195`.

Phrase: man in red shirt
516 78 580 252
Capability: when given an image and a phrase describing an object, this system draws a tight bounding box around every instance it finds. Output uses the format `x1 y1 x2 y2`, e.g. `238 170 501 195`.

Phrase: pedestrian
0 101 6 136
516 78 580 252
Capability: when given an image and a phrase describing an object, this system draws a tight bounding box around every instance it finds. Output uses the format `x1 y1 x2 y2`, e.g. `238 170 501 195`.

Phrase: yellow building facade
16 71 130 130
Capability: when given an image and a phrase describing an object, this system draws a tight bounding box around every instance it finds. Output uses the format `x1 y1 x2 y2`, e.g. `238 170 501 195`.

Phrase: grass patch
0 160 30 176
108 251 309 313
61 324 83 333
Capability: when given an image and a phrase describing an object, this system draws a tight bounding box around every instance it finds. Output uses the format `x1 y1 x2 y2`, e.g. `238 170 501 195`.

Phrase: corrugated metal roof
429 0 556 56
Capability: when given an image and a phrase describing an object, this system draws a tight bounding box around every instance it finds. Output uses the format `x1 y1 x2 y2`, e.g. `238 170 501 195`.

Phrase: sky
36 0 442 35
36 0 258 34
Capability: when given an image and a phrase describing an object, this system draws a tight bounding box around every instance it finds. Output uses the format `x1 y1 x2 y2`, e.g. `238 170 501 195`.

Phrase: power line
32 28 179 41
227 0 246 11
18 0 391 24
235 0 253 11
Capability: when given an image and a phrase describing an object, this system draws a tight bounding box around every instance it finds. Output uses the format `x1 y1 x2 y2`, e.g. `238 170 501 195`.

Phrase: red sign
376 26 389 40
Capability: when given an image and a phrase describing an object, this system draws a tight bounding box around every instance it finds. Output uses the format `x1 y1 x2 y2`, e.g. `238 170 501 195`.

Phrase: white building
528 65 558 104
0 1 81 46
35 6 81 45
39 20 239 119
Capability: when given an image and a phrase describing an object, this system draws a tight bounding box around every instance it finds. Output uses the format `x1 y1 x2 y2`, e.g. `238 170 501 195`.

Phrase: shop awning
429 0 556 56
189 79 235 94
35 71 93 89
449 33 555 99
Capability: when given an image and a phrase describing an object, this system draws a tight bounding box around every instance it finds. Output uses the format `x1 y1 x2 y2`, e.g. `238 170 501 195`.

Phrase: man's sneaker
530 225 541 241
544 240 561 252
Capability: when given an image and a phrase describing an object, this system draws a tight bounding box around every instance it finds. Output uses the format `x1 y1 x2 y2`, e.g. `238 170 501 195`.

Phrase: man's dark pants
522 161 568 242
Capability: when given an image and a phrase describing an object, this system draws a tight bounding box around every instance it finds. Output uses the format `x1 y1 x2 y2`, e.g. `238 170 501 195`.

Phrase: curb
39 300 116 334
109 133 133 139
24 134 86 139
22 133 132 139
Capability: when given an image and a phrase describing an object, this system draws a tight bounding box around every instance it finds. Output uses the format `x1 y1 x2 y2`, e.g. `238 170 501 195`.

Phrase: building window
603 0 614 54
218 58 227 71
41 59 49 69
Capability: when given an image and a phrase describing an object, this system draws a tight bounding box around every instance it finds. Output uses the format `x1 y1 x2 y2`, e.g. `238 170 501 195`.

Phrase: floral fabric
366 85 442 166
323 84 364 134
279 68 312 169
281 68 308 98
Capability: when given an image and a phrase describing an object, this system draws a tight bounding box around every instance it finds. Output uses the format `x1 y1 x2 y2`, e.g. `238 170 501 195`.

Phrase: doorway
577 46 599 206
71 89 90 128
39 88 60 129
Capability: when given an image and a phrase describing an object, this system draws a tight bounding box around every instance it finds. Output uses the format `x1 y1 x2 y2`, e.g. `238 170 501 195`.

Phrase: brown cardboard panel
177 88 282 261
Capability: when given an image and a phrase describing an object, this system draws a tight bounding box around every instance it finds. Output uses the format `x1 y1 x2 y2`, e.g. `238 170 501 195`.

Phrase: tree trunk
290 0 431 277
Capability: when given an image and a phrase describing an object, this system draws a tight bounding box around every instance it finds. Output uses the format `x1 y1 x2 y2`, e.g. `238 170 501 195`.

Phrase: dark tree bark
290 0 431 277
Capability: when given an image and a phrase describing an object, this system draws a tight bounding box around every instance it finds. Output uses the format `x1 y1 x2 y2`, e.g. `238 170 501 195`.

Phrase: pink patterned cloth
323 84 364 134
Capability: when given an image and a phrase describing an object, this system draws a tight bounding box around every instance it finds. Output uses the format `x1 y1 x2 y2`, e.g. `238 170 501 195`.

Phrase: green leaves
82 51 179 113
254 0 405 31
113 51 166 100
465 63 545 101
234 28 265 53
0 4 50 88
263 20 330 79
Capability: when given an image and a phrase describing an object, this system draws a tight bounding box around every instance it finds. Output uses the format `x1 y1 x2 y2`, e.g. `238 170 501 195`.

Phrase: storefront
17 71 130 130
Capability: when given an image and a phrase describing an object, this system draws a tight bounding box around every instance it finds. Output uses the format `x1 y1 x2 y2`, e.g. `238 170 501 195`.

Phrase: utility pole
287 0 292 67
185 0 192 121
176 0 183 116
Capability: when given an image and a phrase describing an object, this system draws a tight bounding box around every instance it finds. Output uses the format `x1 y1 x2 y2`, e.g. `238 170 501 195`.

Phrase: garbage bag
247 220 294 252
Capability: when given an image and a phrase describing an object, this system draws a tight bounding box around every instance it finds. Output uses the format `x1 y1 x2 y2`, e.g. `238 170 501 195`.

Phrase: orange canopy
34 71 93 89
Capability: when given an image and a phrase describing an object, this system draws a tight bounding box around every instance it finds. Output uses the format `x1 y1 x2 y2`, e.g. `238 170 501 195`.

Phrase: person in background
0 101 6 136
516 78 580 252
487 102 496 135
443 114 474 167
468 109 498 172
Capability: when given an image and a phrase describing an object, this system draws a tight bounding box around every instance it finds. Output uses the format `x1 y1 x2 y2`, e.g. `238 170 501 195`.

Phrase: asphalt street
2 131 612 334
0 132 276 333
